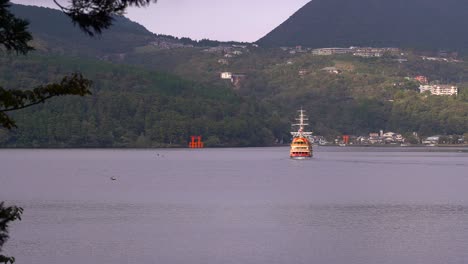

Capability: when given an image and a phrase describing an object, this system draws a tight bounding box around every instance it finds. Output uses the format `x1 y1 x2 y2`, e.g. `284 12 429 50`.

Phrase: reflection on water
1 147 468 264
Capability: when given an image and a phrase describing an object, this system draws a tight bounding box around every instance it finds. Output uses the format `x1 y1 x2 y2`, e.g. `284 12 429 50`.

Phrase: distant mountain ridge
10 4 249 56
10 4 155 55
258 0 468 52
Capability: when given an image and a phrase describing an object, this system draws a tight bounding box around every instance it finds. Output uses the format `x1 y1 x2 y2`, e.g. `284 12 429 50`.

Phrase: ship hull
290 154 312 160
290 137 313 159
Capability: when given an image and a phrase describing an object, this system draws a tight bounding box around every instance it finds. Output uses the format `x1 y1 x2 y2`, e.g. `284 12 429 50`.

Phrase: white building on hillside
220 72 232 79
423 135 441 145
321 67 340 74
312 48 353 55
419 85 458 96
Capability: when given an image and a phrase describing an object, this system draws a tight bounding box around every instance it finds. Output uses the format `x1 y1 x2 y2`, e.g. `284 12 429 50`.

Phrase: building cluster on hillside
414 75 428 84
321 67 341 74
220 72 247 89
324 132 466 146
311 47 401 58
281 46 310 54
310 131 410 146
412 75 459 96
203 45 233 53
423 135 441 145
204 45 253 67
298 69 308 77
421 135 465 145
204 45 249 57
150 37 194 49
217 58 229 65
419 84 458 96
421 56 463 63
214 45 256 87
150 36 259 54
353 131 406 145
297 66 341 77
223 50 244 58
310 136 328 145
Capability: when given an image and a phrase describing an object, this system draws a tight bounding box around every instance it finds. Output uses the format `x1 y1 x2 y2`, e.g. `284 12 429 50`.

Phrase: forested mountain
0 54 275 147
258 0 468 52
10 4 154 55
9 4 247 56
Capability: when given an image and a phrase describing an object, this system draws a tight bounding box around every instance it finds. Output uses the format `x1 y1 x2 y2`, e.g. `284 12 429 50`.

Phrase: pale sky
11 0 310 42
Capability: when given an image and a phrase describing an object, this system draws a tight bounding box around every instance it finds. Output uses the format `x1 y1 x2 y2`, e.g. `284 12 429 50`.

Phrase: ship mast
291 108 313 138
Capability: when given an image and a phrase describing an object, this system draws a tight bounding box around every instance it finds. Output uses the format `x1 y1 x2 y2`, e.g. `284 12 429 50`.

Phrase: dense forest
1 50 467 147
1 4 467 147
0 55 277 147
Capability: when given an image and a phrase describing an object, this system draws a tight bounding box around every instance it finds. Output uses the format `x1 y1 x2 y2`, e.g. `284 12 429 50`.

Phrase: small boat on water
290 109 313 159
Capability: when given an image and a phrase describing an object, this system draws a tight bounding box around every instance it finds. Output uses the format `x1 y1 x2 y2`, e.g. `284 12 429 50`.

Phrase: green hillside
0 54 275 147
121 45 468 136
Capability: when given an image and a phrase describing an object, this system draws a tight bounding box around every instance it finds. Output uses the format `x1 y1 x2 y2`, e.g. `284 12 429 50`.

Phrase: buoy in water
110 177 117 181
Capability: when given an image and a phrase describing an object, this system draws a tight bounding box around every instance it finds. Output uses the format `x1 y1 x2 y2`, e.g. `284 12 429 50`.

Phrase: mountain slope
258 0 468 52
0 54 275 147
10 4 155 55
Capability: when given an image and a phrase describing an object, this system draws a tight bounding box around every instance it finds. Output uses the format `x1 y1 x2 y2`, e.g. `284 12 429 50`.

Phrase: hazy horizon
11 0 310 42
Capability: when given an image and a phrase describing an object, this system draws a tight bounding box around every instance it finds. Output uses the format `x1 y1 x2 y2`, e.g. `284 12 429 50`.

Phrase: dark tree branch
53 0 66 10
0 0 34 54
0 73 92 129
55 0 157 36
0 112 16 129
0 95 55 112
0 202 23 264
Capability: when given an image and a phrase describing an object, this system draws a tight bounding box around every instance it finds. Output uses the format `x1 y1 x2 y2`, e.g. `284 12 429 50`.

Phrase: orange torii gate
189 136 204 148
343 135 350 144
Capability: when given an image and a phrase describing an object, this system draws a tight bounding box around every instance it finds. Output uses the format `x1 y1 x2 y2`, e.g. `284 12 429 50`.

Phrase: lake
1 147 468 264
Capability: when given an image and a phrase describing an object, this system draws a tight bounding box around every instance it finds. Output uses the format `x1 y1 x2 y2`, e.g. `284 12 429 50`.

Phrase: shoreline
0 144 467 150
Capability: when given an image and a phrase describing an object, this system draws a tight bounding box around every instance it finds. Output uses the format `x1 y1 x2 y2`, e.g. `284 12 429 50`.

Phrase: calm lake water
1 147 468 264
